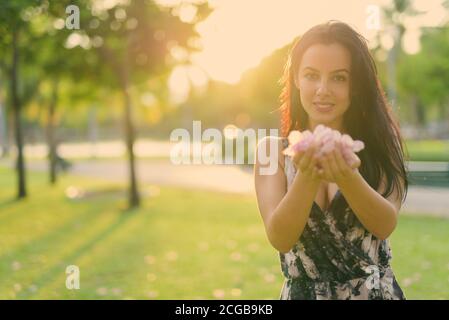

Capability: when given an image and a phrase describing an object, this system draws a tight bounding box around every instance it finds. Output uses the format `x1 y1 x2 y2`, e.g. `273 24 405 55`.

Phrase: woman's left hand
317 141 361 184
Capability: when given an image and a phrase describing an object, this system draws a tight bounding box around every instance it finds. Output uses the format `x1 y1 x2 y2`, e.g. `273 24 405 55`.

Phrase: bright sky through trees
156 0 447 103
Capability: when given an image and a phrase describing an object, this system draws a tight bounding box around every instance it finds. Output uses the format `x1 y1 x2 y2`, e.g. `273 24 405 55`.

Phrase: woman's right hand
292 142 321 183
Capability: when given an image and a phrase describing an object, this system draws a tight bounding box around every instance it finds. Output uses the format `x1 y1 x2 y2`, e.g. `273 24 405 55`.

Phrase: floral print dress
279 138 406 300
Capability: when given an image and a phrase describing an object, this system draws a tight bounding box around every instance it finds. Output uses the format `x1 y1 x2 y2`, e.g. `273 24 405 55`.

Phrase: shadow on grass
20 208 139 298
0 190 139 278
0 197 48 228
0 185 131 227
0 198 18 211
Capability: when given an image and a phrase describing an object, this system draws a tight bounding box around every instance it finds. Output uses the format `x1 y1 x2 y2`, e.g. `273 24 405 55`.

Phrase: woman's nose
316 79 331 96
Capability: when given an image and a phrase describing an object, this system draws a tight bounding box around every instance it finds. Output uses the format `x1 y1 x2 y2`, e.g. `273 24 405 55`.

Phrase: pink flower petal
283 126 364 162
287 130 302 145
321 140 335 154
313 124 326 135
353 140 365 152
341 134 354 148
292 137 312 153
302 130 313 140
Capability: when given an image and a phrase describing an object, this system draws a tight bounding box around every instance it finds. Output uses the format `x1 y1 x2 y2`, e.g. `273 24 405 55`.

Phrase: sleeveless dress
279 138 406 300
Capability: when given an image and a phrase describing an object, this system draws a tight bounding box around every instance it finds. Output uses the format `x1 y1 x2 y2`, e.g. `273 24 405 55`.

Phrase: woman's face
295 42 351 132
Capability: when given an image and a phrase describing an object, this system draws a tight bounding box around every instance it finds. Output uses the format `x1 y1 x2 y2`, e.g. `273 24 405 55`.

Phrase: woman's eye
305 73 318 80
333 75 347 82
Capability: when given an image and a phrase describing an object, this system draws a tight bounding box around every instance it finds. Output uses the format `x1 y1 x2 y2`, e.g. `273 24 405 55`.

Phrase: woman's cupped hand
284 125 363 183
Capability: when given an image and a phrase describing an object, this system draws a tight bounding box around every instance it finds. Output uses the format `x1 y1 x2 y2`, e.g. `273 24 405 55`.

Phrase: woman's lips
313 102 335 113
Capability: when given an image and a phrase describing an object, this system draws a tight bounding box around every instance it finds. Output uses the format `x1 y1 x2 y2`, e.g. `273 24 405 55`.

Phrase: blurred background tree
66 0 211 208
0 0 46 199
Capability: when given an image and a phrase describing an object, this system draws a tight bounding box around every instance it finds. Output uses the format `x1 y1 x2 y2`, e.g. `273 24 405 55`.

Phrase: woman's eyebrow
302 66 350 74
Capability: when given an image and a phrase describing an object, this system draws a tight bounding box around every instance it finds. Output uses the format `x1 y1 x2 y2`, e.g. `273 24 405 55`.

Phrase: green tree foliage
397 26 449 127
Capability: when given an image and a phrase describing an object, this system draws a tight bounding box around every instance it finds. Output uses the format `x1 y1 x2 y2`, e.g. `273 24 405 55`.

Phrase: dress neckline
283 137 342 213
313 189 342 214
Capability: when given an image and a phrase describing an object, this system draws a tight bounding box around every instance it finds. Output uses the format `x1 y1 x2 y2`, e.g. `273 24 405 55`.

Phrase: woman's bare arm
337 172 402 240
254 136 321 253
318 143 403 240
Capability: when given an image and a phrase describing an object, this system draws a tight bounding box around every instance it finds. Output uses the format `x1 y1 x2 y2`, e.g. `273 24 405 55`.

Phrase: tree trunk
99 43 140 208
438 100 446 119
11 28 26 199
387 27 399 110
88 106 98 159
0 97 7 158
413 95 426 128
120 62 139 208
47 80 58 184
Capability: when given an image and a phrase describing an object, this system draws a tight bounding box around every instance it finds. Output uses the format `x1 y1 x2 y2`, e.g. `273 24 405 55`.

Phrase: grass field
0 167 448 300
406 140 449 162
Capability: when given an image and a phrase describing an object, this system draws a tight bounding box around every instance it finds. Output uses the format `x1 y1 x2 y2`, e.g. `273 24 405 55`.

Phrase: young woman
254 21 408 300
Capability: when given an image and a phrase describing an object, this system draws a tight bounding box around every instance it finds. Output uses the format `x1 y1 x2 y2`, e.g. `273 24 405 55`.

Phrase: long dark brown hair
279 20 408 203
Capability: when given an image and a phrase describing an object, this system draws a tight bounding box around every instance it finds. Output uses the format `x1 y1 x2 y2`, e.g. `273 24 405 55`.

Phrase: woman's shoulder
255 136 287 171
256 136 287 157
256 135 288 149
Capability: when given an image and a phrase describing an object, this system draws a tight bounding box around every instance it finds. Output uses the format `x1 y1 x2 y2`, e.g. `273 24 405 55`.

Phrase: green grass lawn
406 140 449 162
0 167 448 300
